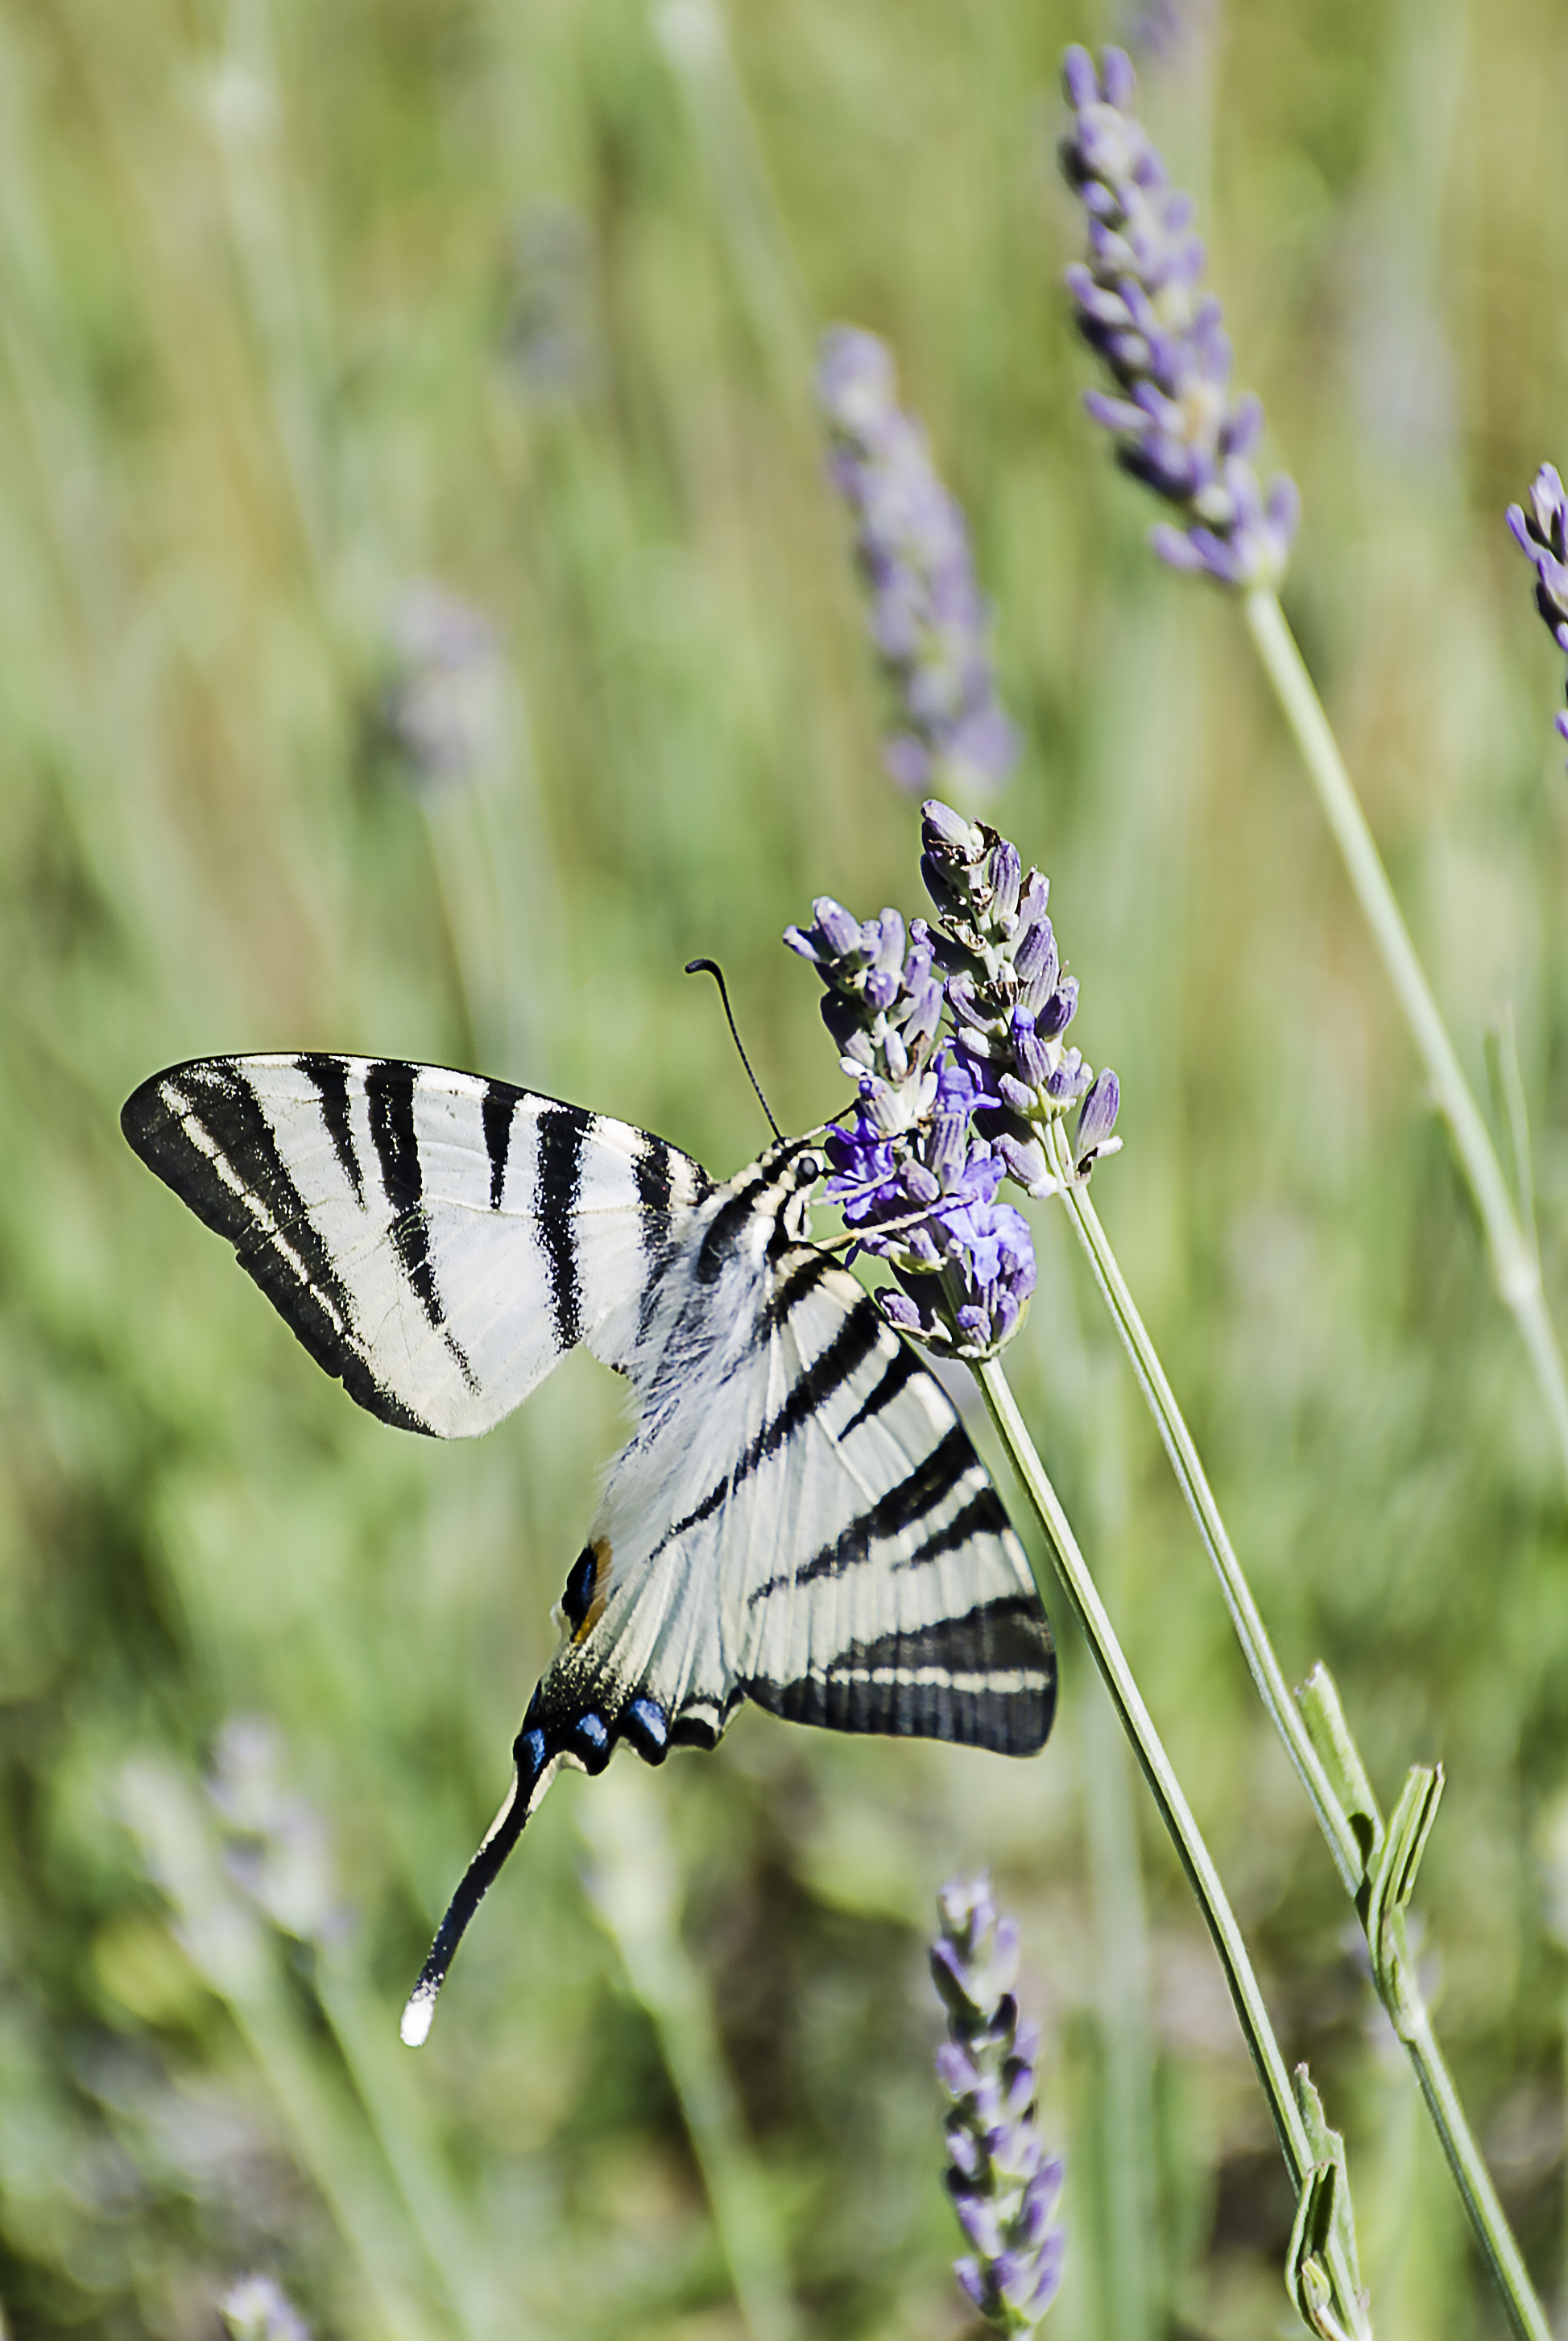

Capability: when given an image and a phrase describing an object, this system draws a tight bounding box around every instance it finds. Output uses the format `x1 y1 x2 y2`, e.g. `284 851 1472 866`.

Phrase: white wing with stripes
122 1054 710 1439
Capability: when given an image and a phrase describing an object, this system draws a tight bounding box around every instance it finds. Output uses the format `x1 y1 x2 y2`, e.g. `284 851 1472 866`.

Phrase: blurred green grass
3 0 1568 2335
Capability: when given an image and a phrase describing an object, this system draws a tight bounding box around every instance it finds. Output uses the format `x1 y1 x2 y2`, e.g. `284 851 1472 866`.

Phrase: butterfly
122 1053 1057 2042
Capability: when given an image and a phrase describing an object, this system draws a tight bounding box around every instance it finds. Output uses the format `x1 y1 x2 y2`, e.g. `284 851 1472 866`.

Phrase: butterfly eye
796 1151 825 1187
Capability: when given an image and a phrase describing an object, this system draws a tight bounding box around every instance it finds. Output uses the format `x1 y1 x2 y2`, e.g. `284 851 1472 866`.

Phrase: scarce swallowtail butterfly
122 1054 1057 2044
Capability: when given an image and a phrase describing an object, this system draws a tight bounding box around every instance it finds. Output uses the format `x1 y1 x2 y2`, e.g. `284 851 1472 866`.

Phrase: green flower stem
1045 1125 1551 2341
1046 1119 1362 1893
974 1359 1370 2340
1241 587 1568 1487
1400 1992 1550 2341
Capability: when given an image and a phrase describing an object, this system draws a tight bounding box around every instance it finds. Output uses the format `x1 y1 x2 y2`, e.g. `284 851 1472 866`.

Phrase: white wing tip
399 1987 436 2049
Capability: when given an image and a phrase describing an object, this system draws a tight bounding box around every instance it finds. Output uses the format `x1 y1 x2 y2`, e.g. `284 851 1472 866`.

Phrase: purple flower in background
932 1876 1065 2334
1506 465 1568 756
818 326 1019 796
381 581 505 789
1059 45 1299 590
206 1718 346 1949
220 2276 311 2341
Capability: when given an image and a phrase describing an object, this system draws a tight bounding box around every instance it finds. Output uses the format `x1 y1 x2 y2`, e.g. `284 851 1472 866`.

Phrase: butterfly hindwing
121 1054 711 1439
541 1226 1056 1760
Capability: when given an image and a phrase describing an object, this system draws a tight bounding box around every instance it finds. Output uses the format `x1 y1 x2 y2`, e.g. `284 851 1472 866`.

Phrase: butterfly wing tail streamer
400 1726 565 2048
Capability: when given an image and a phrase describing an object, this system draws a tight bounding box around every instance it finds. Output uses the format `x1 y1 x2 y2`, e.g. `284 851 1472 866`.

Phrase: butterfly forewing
121 1055 710 1438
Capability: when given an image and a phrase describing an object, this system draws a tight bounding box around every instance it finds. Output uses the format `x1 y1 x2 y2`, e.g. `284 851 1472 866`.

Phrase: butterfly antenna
685 959 783 1139
399 1746 552 2046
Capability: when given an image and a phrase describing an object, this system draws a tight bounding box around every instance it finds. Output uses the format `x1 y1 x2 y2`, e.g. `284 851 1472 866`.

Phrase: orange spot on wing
573 1538 613 1643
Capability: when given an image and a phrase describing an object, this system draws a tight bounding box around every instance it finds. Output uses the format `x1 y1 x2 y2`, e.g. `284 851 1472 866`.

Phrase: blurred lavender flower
1059 45 1299 590
220 2275 311 2341
502 200 599 402
818 326 1019 796
1505 465 1568 755
206 1719 346 1949
932 1876 1064 2334
381 582 505 789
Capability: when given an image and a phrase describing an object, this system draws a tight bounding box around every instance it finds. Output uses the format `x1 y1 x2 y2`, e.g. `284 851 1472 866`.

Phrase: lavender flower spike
933 1876 1065 2334
1059 45 1299 590
1506 464 1568 755
381 580 505 789
818 325 1019 795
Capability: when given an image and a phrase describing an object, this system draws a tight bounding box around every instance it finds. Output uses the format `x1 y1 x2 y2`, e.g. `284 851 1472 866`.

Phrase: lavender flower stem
1044 1117 1553 2341
1240 587 1568 1487
972 1359 1371 2340
1047 1118 1361 1891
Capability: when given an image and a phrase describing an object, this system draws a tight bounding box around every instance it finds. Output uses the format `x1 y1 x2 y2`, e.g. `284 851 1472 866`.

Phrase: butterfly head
743 1134 828 1249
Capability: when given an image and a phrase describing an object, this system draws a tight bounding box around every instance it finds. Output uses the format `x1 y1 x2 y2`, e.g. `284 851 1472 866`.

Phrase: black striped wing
551 1250 1057 1757
122 1055 710 1438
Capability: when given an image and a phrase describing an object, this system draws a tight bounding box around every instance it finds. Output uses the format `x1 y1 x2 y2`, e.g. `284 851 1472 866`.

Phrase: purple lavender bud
933 1878 1065 2334
820 326 1020 798
1074 1067 1121 1169
1010 1009 1050 1092
955 2258 990 2314
878 1289 924 1334
988 839 1023 927
1035 979 1078 1040
1507 464 1568 760
813 896 865 960
1060 48 1299 591
923 798 977 854
1045 1048 1090 1104
995 1131 1051 1193
1013 913 1057 992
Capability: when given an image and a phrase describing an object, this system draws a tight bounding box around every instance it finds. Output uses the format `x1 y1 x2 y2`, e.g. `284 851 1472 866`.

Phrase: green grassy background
2 0 1568 2334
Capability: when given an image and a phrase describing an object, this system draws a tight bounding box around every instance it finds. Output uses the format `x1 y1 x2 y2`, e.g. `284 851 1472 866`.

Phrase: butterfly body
122 1054 1055 2040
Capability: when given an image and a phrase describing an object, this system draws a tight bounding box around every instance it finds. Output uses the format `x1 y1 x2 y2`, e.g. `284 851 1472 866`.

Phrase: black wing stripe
747 1597 1056 1755
361 1063 478 1387
664 1297 887 1543
755 1250 837 1345
536 1111 590 1349
122 1063 432 1436
632 1131 676 1223
366 1061 422 1214
747 1423 977 1604
482 1083 513 1210
838 1336 920 1436
895 1485 1014 1572
695 1166 771 1286
298 1054 363 1205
